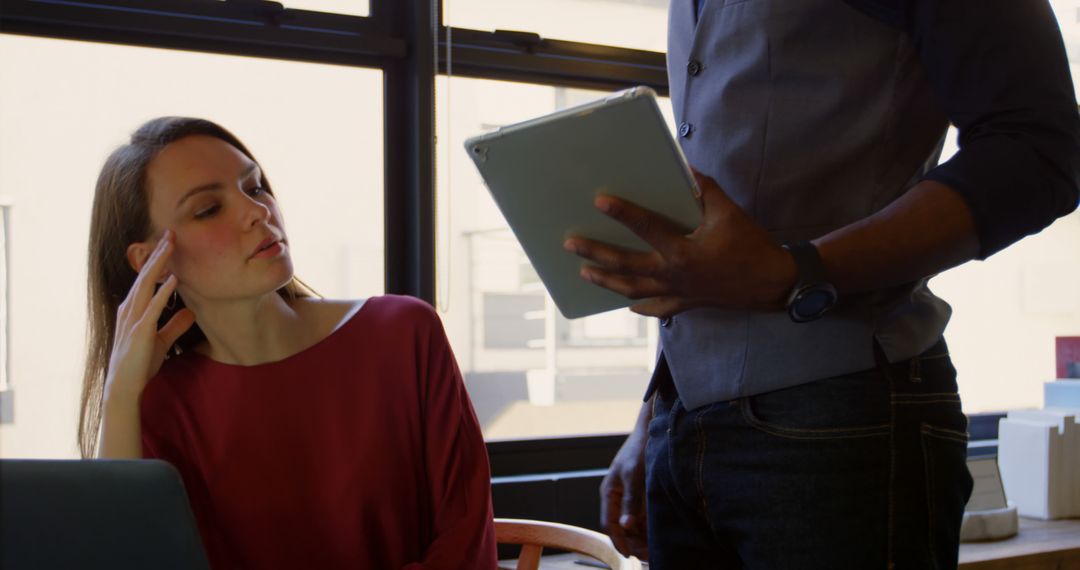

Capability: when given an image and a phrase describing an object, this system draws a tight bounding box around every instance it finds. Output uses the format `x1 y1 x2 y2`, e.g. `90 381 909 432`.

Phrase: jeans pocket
740 369 891 440
920 424 973 570
905 351 960 391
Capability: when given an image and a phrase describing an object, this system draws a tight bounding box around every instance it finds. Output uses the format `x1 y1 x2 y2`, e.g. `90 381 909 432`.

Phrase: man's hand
600 411 650 560
564 171 796 318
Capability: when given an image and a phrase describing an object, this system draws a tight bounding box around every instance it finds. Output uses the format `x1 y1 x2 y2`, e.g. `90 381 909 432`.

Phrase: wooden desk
959 517 1080 569
503 518 1080 569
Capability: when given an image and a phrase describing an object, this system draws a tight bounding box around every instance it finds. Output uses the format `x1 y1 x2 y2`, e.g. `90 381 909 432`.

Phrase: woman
78 117 497 569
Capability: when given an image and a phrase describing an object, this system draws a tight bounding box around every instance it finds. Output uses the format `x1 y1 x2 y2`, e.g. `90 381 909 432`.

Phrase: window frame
0 0 666 462
0 199 11 425
0 0 1003 478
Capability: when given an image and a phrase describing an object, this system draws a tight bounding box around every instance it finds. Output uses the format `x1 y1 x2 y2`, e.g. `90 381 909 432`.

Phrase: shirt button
687 60 702 76
660 317 673 328
678 122 692 138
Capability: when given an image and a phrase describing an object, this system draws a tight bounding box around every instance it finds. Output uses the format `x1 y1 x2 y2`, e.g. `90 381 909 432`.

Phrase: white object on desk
998 410 1079 519
961 456 1018 542
966 456 1008 512
960 504 1019 542
1045 379 1080 409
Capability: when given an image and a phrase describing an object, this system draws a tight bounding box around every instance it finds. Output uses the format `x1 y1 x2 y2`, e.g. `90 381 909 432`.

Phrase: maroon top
141 295 497 569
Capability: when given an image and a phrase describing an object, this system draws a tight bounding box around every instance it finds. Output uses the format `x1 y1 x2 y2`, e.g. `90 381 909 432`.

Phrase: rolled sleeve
850 0 1080 258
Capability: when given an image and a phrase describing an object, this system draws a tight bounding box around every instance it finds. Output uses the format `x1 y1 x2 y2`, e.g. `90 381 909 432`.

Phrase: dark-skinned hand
563 170 796 318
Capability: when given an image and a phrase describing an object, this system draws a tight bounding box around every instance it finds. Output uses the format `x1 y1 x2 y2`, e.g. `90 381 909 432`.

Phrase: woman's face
138 135 293 305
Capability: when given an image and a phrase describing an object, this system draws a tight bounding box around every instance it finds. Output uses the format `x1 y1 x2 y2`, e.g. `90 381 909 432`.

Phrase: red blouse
140 295 497 569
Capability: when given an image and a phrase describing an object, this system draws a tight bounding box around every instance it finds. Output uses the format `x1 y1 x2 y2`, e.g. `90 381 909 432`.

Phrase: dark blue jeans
645 339 973 569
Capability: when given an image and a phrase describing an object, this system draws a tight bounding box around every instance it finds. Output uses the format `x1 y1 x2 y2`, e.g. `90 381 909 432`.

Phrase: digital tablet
464 86 702 319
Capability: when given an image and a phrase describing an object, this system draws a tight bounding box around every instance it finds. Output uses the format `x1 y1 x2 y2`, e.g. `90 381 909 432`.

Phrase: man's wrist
781 241 839 322
761 245 798 310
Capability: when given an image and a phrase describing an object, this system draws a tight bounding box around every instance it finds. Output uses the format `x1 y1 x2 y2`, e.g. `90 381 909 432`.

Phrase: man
568 1 1080 568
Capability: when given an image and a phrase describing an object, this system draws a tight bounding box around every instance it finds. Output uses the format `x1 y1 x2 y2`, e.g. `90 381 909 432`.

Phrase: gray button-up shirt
659 0 1079 410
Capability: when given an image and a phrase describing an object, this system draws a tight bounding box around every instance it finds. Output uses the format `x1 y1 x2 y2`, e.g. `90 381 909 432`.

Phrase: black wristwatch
781 241 837 323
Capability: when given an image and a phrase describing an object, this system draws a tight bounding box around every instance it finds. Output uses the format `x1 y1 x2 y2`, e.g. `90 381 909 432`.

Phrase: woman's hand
104 230 196 402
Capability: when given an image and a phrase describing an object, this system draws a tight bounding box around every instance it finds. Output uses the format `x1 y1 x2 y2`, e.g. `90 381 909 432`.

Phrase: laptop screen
1 459 210 570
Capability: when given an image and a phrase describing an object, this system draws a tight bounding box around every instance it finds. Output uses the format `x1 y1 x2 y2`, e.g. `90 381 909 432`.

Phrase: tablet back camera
471 145 488 163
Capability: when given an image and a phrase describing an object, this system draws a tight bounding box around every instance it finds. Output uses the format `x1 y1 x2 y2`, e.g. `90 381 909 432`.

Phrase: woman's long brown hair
79 117 312 458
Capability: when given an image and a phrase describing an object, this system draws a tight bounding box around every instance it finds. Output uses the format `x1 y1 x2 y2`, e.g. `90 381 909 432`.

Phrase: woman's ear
126 241 153 275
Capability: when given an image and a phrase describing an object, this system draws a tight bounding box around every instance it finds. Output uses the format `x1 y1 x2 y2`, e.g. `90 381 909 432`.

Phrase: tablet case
464 86 702 318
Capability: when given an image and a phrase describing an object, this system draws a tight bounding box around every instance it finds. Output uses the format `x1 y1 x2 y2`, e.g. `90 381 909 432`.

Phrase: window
269 0 369 16
0 0 657 472
0 200 11 425
435 77 675 440
927 0 1080 409
2 0 1076 467
932 132 1080 414
0 33 383 457
444 0 670 52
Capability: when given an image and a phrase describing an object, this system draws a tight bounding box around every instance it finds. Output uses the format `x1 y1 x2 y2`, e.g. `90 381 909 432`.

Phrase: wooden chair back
494 518 644 570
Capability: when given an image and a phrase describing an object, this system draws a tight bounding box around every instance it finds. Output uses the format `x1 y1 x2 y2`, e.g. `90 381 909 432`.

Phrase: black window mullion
383 0 436 303
0 0 406 65
438 27 669 95
486 435 624 478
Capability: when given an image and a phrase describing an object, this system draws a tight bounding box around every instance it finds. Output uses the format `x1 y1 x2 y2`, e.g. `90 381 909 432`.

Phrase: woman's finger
159 308 197 348
143 273 180 324
130 231 175 310
117 236 169 323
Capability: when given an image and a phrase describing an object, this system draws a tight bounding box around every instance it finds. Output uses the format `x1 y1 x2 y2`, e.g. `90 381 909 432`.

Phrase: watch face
792 287 837 321
797 290 834 316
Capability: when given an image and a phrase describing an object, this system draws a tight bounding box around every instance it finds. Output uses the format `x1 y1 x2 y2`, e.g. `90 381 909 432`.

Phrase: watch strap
782 240 828 289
